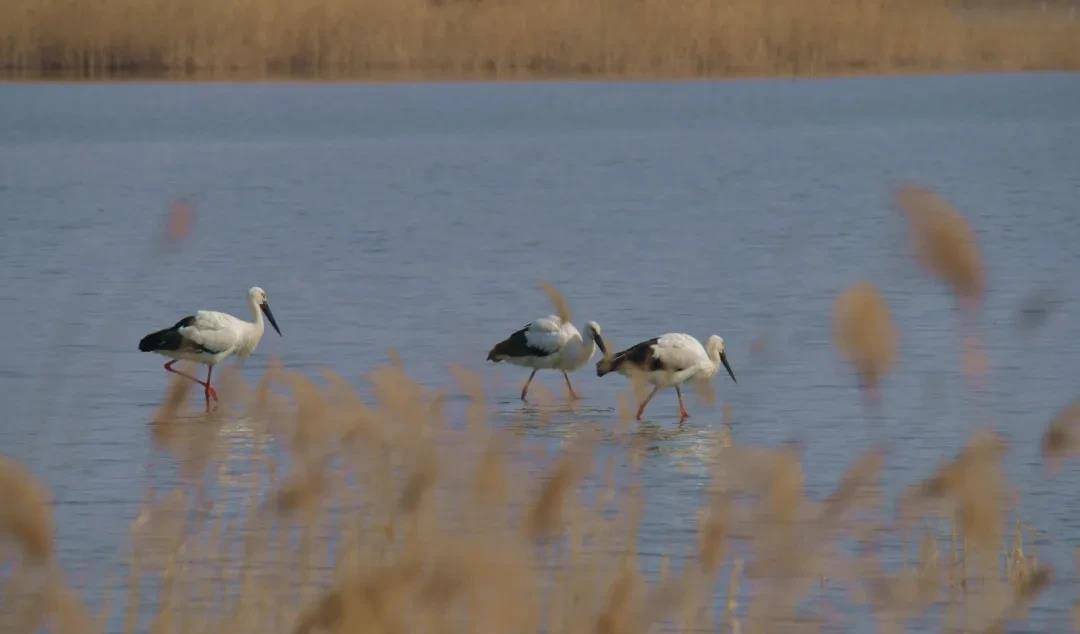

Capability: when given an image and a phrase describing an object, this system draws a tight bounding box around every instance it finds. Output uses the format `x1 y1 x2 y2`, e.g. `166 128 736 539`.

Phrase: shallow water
1 74 1079 629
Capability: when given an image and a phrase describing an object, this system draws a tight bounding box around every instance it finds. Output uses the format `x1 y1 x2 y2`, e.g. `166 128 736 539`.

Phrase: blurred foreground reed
0 359 1070 633
2 0 1080 80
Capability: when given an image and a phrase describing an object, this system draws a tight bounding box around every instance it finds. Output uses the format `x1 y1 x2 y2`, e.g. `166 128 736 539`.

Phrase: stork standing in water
487 315 607 401
139 287 282 409
596 333 736 422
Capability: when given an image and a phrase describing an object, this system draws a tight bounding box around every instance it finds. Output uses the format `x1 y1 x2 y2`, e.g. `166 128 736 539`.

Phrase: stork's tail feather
486 345 505 363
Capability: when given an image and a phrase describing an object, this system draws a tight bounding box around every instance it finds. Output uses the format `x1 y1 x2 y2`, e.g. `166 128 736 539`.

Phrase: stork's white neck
563 322 597 369
237 294 265 356
248 294 265 334
703 339 723 377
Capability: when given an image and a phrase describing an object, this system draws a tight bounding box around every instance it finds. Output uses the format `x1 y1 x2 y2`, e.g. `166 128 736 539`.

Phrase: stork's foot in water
203 387 218 411
675 386 690 422
635 386 660 421
202 366 219 410
561 371 581 401
520 369 537 403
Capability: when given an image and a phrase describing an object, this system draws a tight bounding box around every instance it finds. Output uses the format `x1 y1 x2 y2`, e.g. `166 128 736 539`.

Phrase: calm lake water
1 74 1078 630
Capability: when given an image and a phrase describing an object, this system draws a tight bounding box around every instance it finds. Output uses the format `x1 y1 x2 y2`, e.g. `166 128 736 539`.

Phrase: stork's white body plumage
597 332 736 421
487 315 606 400
163 309 266 366
630 334 718 386
499 316 593 370
139 287 282 409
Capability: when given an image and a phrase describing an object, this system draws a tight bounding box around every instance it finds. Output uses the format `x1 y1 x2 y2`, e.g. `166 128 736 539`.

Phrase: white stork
596 333 735 422
139 286 282 409
487 315 606 401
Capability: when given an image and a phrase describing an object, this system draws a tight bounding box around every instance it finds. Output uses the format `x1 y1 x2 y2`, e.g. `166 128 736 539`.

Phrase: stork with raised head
487 315 607 401
139 287 282 409
596 333 735 422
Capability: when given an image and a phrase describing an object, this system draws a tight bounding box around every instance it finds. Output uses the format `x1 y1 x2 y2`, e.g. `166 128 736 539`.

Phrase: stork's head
708 335 736 383
586 321 607 356
249 287 282 336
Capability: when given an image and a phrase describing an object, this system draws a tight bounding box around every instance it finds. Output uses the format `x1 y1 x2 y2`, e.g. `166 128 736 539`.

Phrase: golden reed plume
833 281 898 396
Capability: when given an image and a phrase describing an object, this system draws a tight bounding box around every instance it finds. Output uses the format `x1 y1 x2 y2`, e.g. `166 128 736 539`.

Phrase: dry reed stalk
726 557 745 625
833 282 898 395
450 364 487 434
471 435 509 511
288 372 332 455
904 430 1008 568
0 457 54 563
917 531 942 600
895 185 985 308
820 448 885 527
539 280 572 324
895 183 991 391
152 368 194 423
1041 399 1080 470
213 365 251 412
691 374 717 408
525 433 595 540
620 367 656 417
961 333 989 383
697 490 729 575
0 458 98 634
594 555 646 634
272 466 327 516
43 578 101 634
717 441 900 631
130 489 189 572
731 447 813 629
164 200 194 245
526 379 559 422
6 333 1070 633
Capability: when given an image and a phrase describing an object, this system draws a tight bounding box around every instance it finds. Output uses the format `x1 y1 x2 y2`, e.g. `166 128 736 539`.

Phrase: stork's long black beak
594 331 608 356
260 302 282 336
720 351 736 383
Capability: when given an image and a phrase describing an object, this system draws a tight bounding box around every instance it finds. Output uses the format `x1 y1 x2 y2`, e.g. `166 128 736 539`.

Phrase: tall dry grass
1 0 1079 79
0 360 1068 633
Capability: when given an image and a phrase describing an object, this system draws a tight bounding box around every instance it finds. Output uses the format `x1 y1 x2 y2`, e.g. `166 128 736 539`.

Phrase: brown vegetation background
2 0 1079 80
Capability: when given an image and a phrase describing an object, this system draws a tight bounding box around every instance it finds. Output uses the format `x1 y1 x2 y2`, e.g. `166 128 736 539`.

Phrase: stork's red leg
164 361 216 410
204 365 218 406
636 386 660 421
165 360 206 387
520 369 538 402
562 371 580 400
675 385 690 422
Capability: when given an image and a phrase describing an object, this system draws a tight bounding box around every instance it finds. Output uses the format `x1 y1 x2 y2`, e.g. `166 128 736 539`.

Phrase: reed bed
0 360 1067 633
2 0 1079 80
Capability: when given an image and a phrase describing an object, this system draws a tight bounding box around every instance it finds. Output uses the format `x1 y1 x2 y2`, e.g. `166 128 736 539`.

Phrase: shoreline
2 67 1077 85
4 1 1078 86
